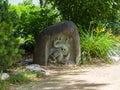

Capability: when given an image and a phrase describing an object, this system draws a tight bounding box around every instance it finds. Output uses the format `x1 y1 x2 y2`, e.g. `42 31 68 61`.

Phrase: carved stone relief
48 36 70 65
33 21 80 66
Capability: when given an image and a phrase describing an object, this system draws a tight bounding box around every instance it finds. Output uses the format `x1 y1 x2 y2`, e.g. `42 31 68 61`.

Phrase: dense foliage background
48 0 120 28
9 1 61 52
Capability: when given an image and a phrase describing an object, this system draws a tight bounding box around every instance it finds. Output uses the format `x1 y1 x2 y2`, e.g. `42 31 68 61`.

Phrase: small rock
110 56 120 62
0 73 10 80
25 64 49 75
25 64 41 71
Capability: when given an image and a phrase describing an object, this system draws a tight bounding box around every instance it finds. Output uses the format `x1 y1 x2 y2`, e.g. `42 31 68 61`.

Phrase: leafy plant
0 80 9 90
109 22 120 35
9 4 61 52
79 23 118 64
8 71 44 85
8 73 29 84
49 0 120 29
0 70 9 90
24 71 44 78
0 0 24 70
0 22 24 70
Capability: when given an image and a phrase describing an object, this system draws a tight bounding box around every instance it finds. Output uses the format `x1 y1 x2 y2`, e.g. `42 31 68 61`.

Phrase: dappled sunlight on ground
10 62 120 90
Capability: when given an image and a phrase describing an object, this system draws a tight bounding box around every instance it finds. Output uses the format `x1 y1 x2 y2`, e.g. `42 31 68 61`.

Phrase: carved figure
48 36 70 65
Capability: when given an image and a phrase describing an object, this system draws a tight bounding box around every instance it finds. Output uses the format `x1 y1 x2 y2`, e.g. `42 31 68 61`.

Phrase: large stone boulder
33 21 80 66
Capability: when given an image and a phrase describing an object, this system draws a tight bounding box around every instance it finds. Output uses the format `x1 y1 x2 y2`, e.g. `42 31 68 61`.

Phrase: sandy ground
10 62 120 90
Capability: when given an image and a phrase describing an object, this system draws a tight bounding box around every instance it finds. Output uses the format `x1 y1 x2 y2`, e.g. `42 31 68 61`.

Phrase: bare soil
10 62 120 90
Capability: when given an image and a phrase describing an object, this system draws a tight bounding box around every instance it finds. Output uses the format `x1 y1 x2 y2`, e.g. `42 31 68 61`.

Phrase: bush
0 0 24 70
8 71 44 84
49 0 120 29
0 22 24 70
109 22 120 35
23 71 44 79
9 4 61 52
0 80 8 90
8 73 29 84
79 23 118 64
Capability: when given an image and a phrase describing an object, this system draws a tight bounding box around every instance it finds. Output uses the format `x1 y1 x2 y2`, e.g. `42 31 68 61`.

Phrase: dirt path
11 62 120 90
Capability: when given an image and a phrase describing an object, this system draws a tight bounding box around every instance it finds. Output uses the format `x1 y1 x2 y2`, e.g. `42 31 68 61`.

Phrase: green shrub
9 4 61 52
0 70 9 90
0 22 24 70
50 0 120 29
79 23 118 64
109 22 120 35
24 71 44 78
8 73 29 84
0 80 9 90
8 71 44 84
0 0 24 70
0 70 44 89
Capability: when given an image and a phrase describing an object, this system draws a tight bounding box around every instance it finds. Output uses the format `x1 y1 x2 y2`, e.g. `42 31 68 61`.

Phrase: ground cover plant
0 69 45 90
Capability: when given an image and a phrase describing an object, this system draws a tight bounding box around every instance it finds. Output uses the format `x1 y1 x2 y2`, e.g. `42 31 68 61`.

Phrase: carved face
61 46 68 55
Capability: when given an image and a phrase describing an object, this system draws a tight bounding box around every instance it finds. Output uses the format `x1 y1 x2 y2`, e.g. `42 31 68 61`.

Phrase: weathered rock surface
0 73 10 80
109 56 120 62
25 64 49 75
33 21 80 66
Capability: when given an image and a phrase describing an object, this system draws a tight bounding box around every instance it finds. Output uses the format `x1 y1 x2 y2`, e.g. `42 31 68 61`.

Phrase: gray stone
0 73 10 80
33 21 81 66
107 49 120 62
109 56 120 62
25 64 49 75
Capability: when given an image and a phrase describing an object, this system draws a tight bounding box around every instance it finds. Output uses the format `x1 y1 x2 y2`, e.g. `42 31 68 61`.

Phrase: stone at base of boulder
25 64 50 75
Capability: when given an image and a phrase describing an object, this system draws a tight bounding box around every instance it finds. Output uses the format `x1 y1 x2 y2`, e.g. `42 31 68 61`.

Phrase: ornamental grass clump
79 23 119 64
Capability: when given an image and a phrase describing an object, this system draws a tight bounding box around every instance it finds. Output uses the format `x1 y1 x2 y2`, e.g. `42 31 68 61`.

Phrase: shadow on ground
31 67 108 90
11 66 109 90
39 79 108 90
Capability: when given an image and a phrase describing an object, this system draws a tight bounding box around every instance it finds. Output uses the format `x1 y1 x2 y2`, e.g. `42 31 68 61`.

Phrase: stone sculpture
33 21 80 66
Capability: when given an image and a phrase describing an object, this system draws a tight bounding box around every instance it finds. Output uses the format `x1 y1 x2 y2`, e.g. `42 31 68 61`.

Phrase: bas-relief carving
48 35 71 65
33 21 80 66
